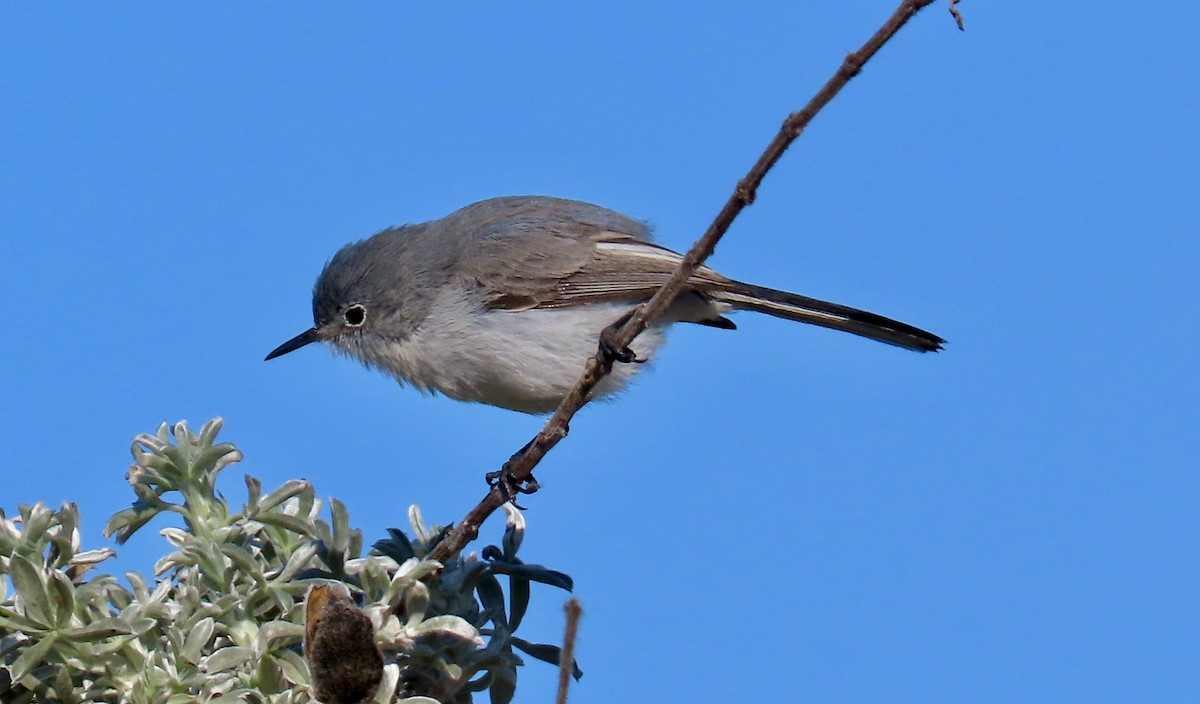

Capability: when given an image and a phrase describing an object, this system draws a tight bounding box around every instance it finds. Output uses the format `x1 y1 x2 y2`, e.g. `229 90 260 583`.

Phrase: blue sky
2 3 1196 702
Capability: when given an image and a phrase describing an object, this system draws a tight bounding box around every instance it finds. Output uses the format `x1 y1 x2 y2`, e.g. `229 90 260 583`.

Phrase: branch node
735 179 757 205
843 52 864 78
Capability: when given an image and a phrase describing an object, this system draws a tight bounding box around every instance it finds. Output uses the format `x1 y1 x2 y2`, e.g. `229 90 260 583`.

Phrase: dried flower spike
305 582 385 704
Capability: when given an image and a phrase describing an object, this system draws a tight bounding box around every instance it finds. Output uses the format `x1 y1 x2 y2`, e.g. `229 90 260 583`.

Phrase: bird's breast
335 288 667 413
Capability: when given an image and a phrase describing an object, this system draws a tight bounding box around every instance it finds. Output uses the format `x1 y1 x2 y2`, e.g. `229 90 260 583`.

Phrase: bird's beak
265 327 321 361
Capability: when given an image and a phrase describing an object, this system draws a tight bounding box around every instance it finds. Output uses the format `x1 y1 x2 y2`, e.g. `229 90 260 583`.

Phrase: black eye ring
344 304 366 328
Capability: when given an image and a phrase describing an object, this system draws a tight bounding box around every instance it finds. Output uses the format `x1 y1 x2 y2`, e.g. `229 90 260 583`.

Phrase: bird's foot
486 468 540 509
599 311 646 365
486 444 541 508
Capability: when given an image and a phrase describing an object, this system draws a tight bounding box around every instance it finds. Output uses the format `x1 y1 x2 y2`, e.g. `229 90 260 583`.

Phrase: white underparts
331 287 724 413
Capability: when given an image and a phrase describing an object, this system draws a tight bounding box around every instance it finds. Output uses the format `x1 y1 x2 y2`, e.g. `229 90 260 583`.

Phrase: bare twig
427 0 940 563
555 598 583 704
949 0 965 31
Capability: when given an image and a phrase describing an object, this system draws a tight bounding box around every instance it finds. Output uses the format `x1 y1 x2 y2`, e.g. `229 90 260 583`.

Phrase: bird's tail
709 281 945 352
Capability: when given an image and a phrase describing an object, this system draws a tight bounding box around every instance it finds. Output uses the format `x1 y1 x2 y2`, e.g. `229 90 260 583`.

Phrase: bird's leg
486 438 541 507
598 309 647 365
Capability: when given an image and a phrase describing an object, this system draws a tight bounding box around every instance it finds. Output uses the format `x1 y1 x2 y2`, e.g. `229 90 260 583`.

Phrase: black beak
265 327 321 361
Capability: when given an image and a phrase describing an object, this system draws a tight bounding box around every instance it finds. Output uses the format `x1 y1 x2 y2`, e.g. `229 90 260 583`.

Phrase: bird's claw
486 466 540 508
599 313 645 365
599 333 640 364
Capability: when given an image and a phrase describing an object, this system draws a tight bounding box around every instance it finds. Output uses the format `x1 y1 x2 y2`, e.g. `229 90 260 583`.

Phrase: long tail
709 281 945 352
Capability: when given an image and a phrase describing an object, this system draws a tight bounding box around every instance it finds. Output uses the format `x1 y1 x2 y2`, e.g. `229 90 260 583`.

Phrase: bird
266 196 944 413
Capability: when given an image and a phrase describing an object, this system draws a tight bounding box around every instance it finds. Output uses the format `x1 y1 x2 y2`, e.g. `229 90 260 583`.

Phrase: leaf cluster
0 419 575 703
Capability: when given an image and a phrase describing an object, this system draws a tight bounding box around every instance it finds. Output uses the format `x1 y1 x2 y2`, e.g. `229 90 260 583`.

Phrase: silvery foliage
0 419 577 703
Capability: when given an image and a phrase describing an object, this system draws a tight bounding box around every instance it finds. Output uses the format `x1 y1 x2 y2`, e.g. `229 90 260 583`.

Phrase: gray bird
266 196 943 413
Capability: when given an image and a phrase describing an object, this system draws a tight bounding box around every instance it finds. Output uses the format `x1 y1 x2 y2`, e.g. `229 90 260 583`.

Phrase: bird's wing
448 197 729 311
528 239 731 310
468 233 730 311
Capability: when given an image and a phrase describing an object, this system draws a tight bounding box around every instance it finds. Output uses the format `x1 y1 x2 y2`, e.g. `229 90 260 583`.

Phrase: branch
950 0 965 30
555 598 583 704
428 0 942 563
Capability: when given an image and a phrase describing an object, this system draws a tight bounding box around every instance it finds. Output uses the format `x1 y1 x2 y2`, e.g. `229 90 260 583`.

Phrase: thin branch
555 598 583 704
949 0 965 31
428 0 940 564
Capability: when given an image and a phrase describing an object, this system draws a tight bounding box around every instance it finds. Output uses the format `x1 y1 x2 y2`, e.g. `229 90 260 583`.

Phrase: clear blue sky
2 3 1196 702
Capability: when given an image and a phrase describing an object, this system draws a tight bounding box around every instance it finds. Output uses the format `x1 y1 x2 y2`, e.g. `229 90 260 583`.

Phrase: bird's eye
344 304 367 327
